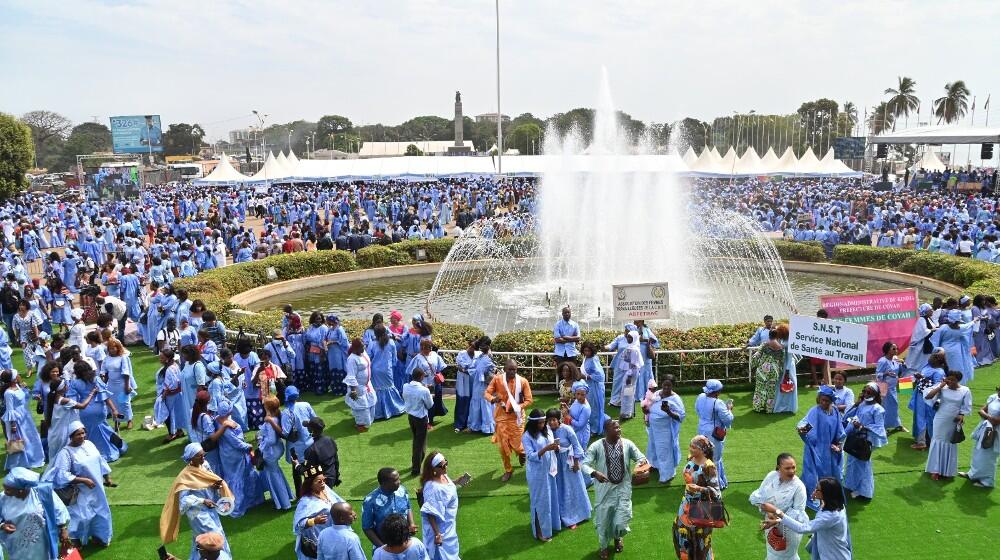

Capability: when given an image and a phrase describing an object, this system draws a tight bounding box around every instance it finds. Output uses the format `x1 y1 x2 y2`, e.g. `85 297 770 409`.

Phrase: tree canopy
0 113 34 198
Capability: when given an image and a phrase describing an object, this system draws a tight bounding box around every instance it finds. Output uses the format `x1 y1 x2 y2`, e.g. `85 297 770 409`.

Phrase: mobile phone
290 448 298 461
158 545 169 560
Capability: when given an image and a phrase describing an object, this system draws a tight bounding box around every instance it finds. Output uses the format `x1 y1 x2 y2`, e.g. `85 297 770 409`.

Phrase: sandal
599 549 610 560
615 539 624 553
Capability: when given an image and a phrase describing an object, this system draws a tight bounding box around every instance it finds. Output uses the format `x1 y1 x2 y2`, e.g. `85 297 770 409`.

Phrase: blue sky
2 0 999 145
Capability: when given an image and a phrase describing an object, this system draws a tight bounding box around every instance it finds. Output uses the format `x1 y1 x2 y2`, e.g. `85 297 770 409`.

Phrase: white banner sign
613 282 670 322
788 314 869 367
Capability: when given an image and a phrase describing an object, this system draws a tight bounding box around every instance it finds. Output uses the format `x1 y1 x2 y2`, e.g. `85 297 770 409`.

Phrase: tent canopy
193 153 249 185
872 125 1000 144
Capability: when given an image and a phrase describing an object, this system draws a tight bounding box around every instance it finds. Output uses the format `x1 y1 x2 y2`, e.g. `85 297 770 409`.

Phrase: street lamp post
288 129 294 153
252 110 268 172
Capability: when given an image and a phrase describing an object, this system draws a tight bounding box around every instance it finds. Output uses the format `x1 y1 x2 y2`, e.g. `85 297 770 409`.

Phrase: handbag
712 399 727 441
55 453 80 506
61 548 83 560
767 526 788 551
299 534 319 558
688 494 730 529
779 372 795 393
951 423 966 444
5 438 25 454
251 448 265 471
844 430 872 461
631 462 651 485
982 425 997 449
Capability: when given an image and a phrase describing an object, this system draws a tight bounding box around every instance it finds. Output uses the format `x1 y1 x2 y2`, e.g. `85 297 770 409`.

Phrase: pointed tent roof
250 151 287 182
194 153 249 184
690 147 718 173
682 147 698 167
913 148 947 172
793 147 822 174
776 147 799 174
733 147 764 175
717 147 738 174
760 147 780 173
275 151 291 174
287 150 300 165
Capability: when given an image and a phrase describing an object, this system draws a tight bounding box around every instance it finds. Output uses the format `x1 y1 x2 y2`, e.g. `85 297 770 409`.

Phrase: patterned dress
751 345 783 413
672 459 722 560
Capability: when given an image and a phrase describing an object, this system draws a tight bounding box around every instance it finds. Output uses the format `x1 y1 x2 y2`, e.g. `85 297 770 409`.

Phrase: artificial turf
8 349 1000 559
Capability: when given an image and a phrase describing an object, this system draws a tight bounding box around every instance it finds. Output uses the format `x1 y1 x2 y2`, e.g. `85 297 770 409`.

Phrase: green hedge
390 238 456 262
772 240 826 262
355 245 414 269
831 245 996 296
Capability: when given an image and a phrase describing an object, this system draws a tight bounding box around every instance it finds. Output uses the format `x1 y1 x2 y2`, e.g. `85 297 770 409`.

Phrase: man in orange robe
484 359 533 482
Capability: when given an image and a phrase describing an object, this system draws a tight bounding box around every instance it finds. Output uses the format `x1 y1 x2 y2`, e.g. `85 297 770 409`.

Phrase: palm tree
868 102 895 135
934 81 971 124
884 76 919 130
842 101 858 135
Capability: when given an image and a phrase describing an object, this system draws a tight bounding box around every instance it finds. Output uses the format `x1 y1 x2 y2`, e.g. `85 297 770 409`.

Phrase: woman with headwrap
906 304 938 373
2 369 46 470
930 309 977 384
419 451 461 560
258 397 292 511
0 467 71 560
614 330 644 420
672 435 722 560
546 408 591 530
189 390 226 476
646 375 686 484
160 443 234 560
387 310 408 392
797 386 846 510
43 379 98 471
406 339 448 428
467 336 496 434
695 379 733 490
565 379 592 448
773 324 800 414
400 314 431 391
68 360 124 462
344 338 378 432
367 326 404 421
605 324 633 407
214 400 262 518
521 409 561 541
843 383 888 500
156 349 188 443
292 464 344 560
42 421 115 547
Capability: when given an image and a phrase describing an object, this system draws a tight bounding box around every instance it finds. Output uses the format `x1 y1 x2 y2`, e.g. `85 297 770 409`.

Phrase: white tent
791 147 822 175
682 147 698 167
759 147 780 174
249 152 288 182
818 148 861 176
775 147 798 174
689 147 719 173
287 150 300 167
912 148 947 172
275 151 292 175
733 147 765 176
194 153 250 184
717 147 738 175
872 125 1000 145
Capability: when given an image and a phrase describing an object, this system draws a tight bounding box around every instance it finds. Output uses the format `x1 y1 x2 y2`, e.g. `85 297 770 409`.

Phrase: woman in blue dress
143 282 163 348
467 337 496 434
961 385 1000 487
521 410 561 541
761 477 853 560
2 370 46 470
0 467 71 560
645 375 685 483
232 342 260 431
100 339 135 428
605 325 632 407
293 467 344 560
971 295 995 366
695 379 733 489
797 386 846 510
164 443 233 560
214 400 262 518
42 421 115 547
323 315 349 396
367 327 404 421
258 397 293 511
875 342 906 433
180 345 208 430
285 316 307 387
303 312 328 396
581 341 609 437
67 362 125 463
634 320 659 391
345 339 378 431
843 383 888 499
831 371 855 414
188 391 225 476
453 340 476 433
931 309 977 383
419 452 461 560
157 349 188 442
910 350 946 450
546 408 591 529
566 381 592 446
774 325 799 414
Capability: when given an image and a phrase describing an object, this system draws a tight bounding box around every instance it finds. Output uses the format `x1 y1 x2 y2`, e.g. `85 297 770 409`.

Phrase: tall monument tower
454 91 463 146
448 91 471 153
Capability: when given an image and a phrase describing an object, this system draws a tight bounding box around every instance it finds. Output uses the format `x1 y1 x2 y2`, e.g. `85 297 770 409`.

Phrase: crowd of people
0 171 998 559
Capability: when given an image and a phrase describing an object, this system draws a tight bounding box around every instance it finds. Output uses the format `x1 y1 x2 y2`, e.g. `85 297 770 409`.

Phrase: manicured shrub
356 245 414 269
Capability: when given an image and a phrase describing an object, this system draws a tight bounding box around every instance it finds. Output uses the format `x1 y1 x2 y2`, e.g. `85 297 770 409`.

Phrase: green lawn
8 349 1000 559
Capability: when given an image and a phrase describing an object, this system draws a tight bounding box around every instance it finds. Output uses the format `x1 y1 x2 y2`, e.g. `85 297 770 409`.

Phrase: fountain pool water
426 70 799 331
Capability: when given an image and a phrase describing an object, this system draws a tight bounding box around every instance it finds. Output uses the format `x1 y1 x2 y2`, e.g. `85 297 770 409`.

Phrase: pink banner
819 289 919 366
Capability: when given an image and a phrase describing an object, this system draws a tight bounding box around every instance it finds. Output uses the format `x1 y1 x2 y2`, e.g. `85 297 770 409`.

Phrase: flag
898 375 914 397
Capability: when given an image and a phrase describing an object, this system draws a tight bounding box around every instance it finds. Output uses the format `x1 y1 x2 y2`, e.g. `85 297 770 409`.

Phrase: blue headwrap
703 379 723 394
4 467 39 489
625 324 638 333
818 385 835 398
285 385 300 402
947 309 963 323
183 442 203 462
215 400 233 417
918 303 933 316
571 380 589 393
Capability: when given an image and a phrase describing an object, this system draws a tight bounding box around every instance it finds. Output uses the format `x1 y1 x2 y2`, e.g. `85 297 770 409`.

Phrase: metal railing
223 328 753 389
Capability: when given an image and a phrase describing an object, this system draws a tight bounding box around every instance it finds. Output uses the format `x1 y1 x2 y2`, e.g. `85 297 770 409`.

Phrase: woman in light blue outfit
2 370 46 470
773 332 799 414
175 443 233 560
303 314 328 396
67 363 124 463
180 345 208 434
323 315 349 396
344 339 378 430
257 397 293 510
961 386 1000 487
930 310 977 383
875 342 905 432
214 400 262 518
189 391 225 476
970 295 995 366
367 328 404 421
924 371 973 479
0 327 13 371
904 303 937 373
282 386 316 464
761 477 853 560
43 378 94 464
371 513 431 560
419 452 461 560
843 383 888 499
910 351 946 449
613 331 643 420
831 372 855 414
581 341 609 437
293 467 344 560
749 453 809 560
100 339 135 426
566 381 592 446
453 340 475 432
695 379 733 489
522 410 561 540
467 337 496 434
546 408 591 528
645 375 685 483
42 421 114 547
634 321 659 391
605 325 632 406
157 349 189 440
0 467 70 560
798 386 845 510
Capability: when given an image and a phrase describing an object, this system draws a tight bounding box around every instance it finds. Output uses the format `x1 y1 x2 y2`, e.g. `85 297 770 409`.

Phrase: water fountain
427 70 799 332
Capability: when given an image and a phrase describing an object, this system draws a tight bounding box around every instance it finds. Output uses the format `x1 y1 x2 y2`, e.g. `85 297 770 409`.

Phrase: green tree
0 113 34 198
162 123 206 156
20 110 72 170
317 115 353 150
884 76 919 130
57 122 112 170
868 102 895 135
934 80 971 124
506 123 542 155
840 101 859 136
404 144 423 156
674 118 710 153
547 108 595 144
469 119 498 152
796 99 839 150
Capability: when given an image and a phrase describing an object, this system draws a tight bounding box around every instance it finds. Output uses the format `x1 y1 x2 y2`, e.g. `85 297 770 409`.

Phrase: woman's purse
688 494 730 529
631 462 651 486
5 436 25 454
712 399 727 441
300 533 319 558
844 430 873 461
779 372 795 393
982 425 997 449
951 423 966 444
767 526 788 551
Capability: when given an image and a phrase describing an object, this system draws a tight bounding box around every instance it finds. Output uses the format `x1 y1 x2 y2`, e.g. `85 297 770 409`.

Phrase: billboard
83 163 142 201
788 314 869 367
819 288 918 365
832 137 867 159
613 282 670 322
110 115 164 154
